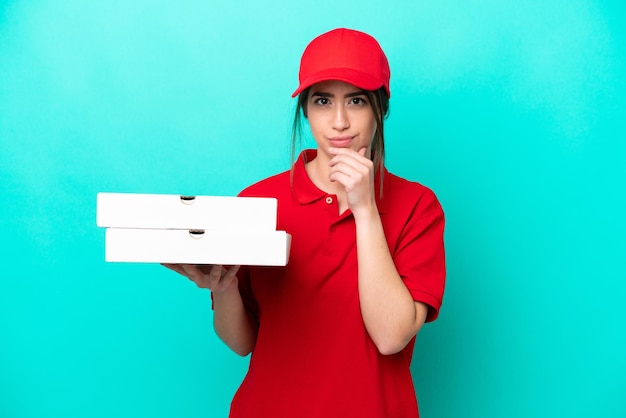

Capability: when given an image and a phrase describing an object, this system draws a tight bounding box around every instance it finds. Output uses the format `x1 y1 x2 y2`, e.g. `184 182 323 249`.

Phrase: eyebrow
311 90 368 98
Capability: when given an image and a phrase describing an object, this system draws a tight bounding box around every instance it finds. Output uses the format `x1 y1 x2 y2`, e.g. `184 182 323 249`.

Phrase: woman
165 28 445 418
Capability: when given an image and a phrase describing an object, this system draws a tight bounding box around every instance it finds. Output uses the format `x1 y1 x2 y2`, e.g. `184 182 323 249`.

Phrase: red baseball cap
291 28 391 98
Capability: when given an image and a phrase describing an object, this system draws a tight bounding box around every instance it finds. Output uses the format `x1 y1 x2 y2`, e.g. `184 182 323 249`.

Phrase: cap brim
291 68 386 98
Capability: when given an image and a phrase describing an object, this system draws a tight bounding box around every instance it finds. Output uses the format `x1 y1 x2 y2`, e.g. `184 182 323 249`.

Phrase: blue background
1 1 625 417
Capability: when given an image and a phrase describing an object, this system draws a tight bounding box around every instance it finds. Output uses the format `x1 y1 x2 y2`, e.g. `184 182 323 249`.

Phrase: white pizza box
96 192 277 231
105 228 291 266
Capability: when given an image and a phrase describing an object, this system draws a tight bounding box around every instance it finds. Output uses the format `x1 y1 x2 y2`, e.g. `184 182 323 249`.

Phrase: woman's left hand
328 146 376 214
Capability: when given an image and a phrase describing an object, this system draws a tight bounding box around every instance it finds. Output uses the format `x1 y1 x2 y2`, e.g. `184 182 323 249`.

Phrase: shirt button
325 196 333 204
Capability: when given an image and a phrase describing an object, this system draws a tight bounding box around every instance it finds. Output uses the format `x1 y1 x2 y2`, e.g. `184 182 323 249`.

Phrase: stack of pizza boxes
96 193 291 266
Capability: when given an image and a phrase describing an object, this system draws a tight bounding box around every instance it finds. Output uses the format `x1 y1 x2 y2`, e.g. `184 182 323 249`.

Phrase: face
305 80 377 159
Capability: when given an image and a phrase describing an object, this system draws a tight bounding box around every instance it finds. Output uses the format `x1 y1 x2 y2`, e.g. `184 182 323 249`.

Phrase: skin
164 80 428 356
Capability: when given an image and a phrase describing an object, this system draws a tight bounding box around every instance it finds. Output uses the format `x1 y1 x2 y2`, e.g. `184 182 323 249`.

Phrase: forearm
212 283 258 356
355 209 427 355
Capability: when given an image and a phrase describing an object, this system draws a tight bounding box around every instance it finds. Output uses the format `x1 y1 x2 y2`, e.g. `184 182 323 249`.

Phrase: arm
328 147 429 355
162 264 258 356
354 210 429 355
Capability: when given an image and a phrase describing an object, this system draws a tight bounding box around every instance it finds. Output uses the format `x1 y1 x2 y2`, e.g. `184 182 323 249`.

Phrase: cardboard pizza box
96 192 277 231
104 228 291 266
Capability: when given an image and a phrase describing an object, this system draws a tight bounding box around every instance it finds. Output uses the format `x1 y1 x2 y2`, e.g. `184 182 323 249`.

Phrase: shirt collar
292 149 389 214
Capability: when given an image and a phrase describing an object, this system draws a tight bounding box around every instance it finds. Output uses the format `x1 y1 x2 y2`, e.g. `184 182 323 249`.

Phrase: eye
314 97 330 105
350 97 367 106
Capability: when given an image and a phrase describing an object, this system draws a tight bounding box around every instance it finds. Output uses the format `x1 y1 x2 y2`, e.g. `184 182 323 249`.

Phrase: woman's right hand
161 264 240 293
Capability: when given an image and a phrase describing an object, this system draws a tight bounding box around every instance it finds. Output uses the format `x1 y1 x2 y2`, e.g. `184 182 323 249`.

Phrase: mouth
328 136 355 148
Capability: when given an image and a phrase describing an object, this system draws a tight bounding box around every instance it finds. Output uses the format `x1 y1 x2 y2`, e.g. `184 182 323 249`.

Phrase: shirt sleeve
393 189 446 322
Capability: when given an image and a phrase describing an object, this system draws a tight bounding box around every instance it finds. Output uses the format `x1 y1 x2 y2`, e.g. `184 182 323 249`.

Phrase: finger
328 146 370 161
223 265 241 281
329 161 371 182
330 164 361 184
206 264 224 283
197 264 217 275
329 152 373 172
181 264 203 277
328 171 359 190
330 156 371 173
180 264 218 288
162 263 188 276
328 147 361 161
218 265 241 290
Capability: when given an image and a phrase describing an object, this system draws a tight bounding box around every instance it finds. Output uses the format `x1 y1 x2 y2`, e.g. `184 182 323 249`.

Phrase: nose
331 104 349 131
